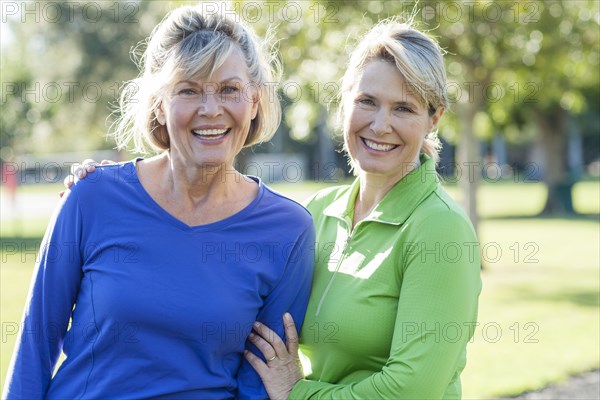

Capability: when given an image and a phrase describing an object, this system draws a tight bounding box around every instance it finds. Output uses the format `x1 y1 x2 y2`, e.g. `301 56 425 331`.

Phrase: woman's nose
197 93 223 117
370 109 392 136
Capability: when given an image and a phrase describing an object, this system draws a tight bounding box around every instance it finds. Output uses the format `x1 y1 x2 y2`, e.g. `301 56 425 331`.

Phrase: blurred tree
243 0 490 225
2 0 597 218
427 0 599 216
0 0 168 157
263 0 600 219
508 0 599 214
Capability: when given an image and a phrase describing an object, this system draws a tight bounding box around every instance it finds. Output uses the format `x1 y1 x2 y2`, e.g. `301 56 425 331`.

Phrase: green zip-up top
291 154 482 399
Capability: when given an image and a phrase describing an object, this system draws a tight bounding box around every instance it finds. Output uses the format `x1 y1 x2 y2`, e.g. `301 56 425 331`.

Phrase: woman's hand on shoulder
60 159 115 197
245 313 303 400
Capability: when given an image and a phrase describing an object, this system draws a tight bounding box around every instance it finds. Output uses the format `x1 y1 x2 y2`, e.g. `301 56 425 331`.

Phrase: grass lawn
1 179 599 396
1 252 36 389
462 218 599 398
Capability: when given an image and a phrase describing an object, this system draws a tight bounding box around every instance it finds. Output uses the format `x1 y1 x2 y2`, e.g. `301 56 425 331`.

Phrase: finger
253 321 288 357
100 159 115 165
248 332 277 362
69 163 86 182
73 166 85 181
63 174 75 190
59 191 65 198
70 162 80 175
82 159 97 173
283 313 299 355
244 350 269 376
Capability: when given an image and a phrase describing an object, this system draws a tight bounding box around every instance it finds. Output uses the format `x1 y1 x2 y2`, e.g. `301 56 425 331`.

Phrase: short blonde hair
341 20 448 163
112 5 281 154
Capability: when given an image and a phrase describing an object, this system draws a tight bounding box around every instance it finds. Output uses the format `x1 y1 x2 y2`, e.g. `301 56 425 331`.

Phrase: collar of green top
323 153 439 226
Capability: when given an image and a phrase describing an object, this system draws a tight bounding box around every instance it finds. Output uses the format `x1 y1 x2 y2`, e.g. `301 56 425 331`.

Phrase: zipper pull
343 235 351 251
314 232 352 318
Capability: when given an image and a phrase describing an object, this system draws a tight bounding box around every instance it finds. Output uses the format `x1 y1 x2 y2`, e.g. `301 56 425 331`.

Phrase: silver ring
268 356 277 361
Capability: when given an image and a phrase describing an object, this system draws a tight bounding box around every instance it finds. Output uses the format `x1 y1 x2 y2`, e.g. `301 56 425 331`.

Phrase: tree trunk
534 107 574 215
314 111 337 181
455 101 480 233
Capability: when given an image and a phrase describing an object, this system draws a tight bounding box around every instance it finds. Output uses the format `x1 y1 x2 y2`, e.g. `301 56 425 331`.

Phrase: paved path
502 370 599 400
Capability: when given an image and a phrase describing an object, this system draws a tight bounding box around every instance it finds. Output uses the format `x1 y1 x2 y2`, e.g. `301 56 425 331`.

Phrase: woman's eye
358 98 374 106
179 88 197 95
221 85 239 94
396 106 413 113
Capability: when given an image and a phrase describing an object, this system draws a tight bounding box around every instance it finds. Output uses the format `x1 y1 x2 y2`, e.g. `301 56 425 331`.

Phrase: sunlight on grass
573 180 600 214
443 183 548 217
272 179 598 218
0 217 50 238
461 218 600 398
0 253 34 392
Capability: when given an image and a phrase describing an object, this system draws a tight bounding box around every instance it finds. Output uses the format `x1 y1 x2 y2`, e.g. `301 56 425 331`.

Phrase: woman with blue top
245 20 482 399
3 5 314 399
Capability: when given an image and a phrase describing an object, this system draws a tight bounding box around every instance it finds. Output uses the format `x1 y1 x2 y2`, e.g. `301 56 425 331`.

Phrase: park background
0 0 599 397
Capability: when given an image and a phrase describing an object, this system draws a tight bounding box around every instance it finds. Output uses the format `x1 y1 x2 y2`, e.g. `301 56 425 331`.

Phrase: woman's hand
245 313 304 400
60 159 114 197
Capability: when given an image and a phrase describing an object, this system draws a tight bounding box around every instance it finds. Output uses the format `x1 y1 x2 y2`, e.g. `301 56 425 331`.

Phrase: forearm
238 225 315 399
3 190 83 398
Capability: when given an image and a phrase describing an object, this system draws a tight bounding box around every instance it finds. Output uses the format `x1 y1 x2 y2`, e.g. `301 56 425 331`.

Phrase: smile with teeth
361 137 398 152
192 128 230 140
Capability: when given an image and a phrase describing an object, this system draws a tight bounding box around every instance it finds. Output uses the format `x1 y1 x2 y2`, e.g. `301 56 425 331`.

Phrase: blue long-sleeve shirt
3 160 315 399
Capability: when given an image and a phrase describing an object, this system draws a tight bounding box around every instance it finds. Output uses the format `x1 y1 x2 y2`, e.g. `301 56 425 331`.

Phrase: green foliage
1 0 596 213
485 1 599 138
1 1 169 157
246 0 599 149
1 0 598 178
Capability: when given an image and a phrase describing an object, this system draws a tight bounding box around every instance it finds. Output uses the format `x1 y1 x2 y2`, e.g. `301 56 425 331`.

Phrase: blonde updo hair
112 5 281 154
341 20 448 164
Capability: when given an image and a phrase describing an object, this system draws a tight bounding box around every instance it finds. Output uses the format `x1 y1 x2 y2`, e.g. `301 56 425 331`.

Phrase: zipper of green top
314 213 396 317
314 218 353 317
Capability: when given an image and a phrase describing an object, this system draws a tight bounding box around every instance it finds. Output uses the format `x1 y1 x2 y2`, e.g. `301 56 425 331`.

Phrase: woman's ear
155 103 166 125
430 107 445 130
250 93 259 120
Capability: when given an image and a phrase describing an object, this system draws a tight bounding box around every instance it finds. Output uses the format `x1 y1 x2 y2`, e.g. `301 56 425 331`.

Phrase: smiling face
155 46 259 170
343 59 444 184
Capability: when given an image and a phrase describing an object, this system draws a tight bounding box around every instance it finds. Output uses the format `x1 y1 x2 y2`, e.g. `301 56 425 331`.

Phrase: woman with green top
245 20 481 399
65 18 481 400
